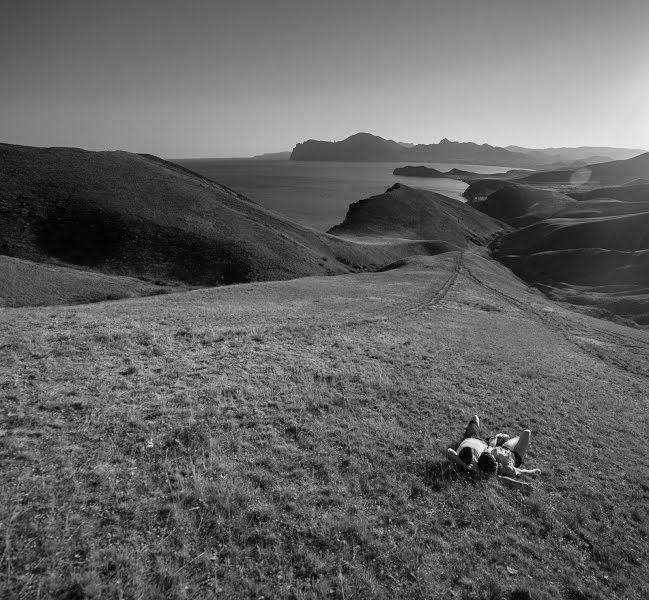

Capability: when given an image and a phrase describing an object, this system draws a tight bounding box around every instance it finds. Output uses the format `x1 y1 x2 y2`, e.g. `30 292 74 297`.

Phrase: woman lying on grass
446 415 542 491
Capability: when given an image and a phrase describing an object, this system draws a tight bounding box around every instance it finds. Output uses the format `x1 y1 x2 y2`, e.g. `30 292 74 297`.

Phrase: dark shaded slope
494 212 649 256
462 179 510 204
499 248 649 288
475 183 577 227
0 143 430 297
327 184 508 245
492 207 649 325
569 182 649 203
0 144 349 286
517 170 576 184
499 249 649 325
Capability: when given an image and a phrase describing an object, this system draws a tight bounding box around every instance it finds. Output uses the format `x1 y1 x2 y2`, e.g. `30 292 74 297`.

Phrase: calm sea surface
174 159 511 232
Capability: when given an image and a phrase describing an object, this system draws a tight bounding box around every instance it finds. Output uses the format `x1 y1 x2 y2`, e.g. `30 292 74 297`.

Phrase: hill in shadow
472 183 577 227
494 212 649 256
491 197 649 325
327 183 508 245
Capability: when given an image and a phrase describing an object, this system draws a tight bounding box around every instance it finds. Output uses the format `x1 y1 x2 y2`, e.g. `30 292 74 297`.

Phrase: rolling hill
0 254 170 307
0 144 511 307
327 183 508 244
473 183 577 227
0 143 362 287
517 152 649 187
494 212 649 256
569 181 649 203
2 250 648 599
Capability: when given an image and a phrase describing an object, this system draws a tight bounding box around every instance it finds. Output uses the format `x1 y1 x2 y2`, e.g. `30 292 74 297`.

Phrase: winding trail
460 253 649 379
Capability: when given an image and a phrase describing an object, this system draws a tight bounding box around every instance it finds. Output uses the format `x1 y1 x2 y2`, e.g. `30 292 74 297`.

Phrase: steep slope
500 249 649 324
475 183 577 227
492 204 649 324
327 183 508 245
494 212 649 256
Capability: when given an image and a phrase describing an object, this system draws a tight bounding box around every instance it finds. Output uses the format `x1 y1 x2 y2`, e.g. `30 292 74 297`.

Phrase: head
477 451 498 476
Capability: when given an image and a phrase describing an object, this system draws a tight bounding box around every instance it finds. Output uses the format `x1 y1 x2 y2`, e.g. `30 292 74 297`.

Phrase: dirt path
460 252 649 379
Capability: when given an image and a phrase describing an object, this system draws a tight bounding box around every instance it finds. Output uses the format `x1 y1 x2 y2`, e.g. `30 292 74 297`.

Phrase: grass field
1 251 648 599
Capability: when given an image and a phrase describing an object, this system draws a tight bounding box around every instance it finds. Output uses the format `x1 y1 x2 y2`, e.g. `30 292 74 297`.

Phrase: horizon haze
1 0 648 158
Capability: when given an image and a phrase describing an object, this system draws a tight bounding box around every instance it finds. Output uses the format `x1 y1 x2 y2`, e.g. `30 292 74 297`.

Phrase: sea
174 159 512 232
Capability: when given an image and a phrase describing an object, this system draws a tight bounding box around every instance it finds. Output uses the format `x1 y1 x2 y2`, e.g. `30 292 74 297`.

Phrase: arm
488 433 511 448
498 475 534 491
516 468 541 476
447 448 474 473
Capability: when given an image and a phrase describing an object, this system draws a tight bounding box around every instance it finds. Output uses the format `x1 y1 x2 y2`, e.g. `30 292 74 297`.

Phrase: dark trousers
462 416 481 441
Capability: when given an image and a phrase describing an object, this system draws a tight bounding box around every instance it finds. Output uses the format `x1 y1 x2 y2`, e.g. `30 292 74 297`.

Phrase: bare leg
503 430 531 463
462 415 480 440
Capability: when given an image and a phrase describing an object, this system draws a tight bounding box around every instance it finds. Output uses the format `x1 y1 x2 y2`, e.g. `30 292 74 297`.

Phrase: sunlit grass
1 254 647 599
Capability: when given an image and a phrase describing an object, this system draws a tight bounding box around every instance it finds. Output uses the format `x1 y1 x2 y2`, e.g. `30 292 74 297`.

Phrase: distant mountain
291 133 406 162
252 151 291 160
517 152 649 186
505 145 645 164
290 133 549 168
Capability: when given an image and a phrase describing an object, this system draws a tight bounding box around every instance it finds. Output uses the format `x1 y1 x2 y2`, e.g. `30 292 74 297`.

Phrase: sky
1 0 648 158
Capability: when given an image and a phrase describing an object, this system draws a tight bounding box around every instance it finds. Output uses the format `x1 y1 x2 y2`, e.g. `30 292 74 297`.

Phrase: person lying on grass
446 415 541 490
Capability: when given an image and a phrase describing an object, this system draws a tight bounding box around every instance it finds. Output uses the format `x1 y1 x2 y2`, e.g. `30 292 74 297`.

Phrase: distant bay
174 159 511 232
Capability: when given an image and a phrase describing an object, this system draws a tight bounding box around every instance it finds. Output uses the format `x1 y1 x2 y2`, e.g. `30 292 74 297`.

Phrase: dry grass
1 252 647 599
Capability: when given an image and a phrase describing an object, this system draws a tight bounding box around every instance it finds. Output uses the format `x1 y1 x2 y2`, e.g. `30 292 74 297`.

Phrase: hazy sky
2 0 648 157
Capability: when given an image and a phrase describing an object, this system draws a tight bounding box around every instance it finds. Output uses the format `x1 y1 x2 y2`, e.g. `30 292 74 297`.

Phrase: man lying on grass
447 415 541 490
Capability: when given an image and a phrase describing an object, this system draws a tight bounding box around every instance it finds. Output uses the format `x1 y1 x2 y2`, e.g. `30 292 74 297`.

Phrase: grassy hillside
1 251 647 599
0 144 510 307
0 255 176 307
0 143 359 286
476 184 577 227
494 212 649 256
